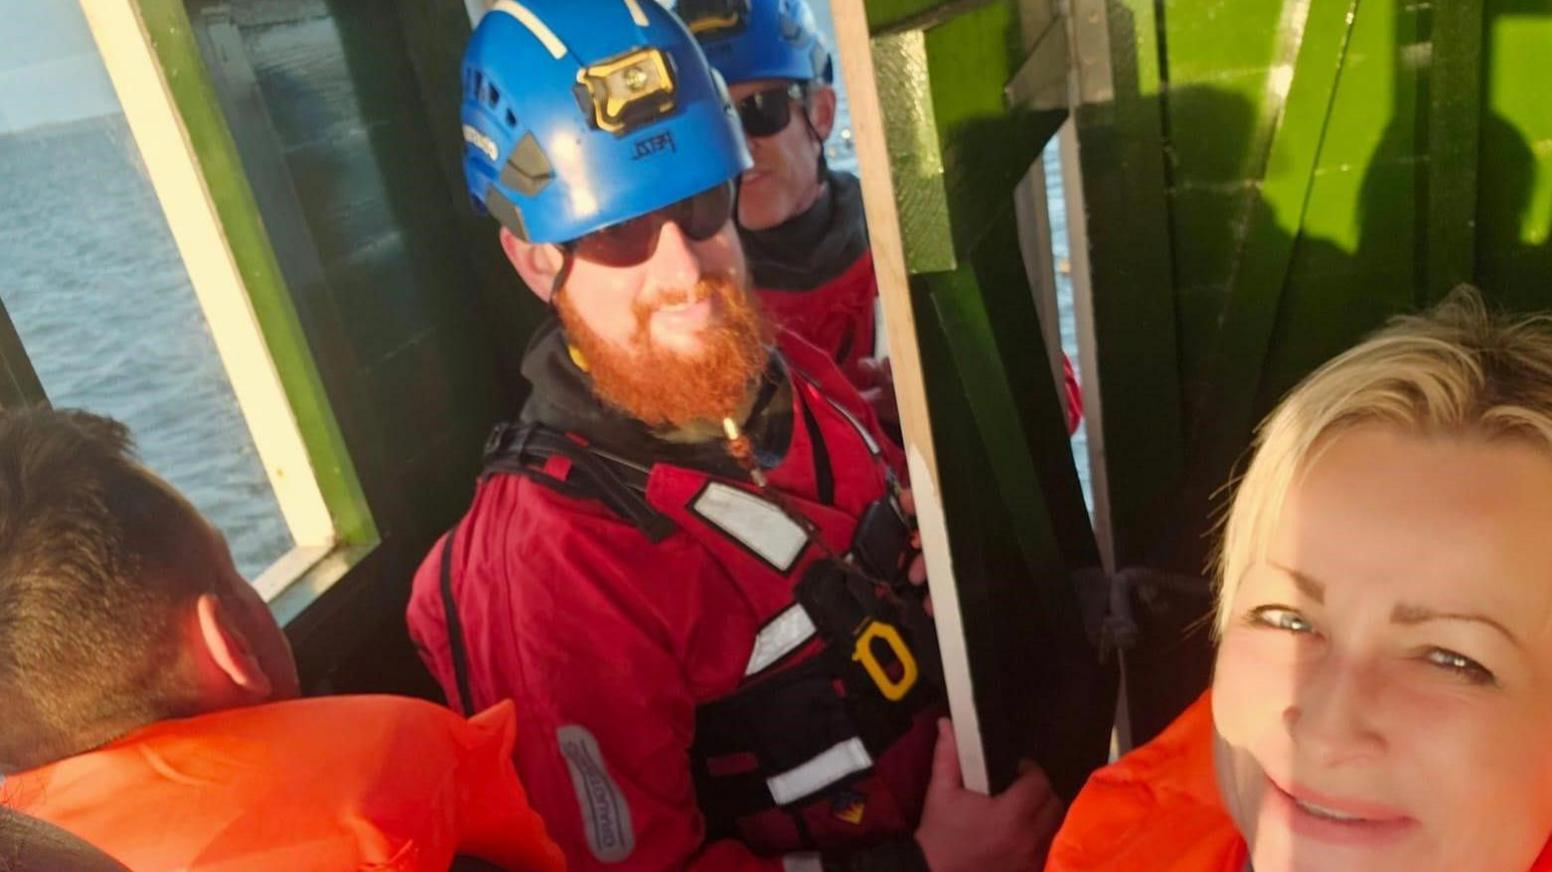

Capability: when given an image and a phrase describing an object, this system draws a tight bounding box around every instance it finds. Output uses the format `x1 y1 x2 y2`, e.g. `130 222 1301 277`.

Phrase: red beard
555 274 772 430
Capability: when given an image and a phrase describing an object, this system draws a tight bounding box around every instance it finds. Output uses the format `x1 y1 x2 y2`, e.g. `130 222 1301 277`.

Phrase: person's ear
808 85 838 142
195 594 272 700
499 226 568 304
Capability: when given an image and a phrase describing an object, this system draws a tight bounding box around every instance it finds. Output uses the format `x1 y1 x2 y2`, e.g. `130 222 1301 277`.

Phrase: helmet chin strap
550 244 576 305
796 88 829 186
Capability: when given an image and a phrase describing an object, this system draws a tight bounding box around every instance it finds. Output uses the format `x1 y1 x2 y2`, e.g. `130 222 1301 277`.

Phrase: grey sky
0 0 845 136
0 0 118 135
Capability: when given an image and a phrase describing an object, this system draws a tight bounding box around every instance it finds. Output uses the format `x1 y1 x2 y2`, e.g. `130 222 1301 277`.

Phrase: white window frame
77 0 336 599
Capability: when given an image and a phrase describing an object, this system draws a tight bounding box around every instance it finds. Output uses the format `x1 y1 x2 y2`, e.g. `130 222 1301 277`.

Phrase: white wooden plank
77 0 335 554
830 0 989 794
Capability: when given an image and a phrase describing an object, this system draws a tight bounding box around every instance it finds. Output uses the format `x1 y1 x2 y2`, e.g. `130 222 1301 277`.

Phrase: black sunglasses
735 83 807 138
563 180 735 267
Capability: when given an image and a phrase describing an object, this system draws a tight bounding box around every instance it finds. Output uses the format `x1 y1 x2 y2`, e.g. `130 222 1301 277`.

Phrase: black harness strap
797 386 835 506
439 522 476 718
834 328 854 370
691 561 940 831
437 423 674 720
482 422 677 542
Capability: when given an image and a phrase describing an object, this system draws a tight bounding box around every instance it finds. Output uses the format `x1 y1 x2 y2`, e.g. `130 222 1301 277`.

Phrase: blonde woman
1048 289 1552 872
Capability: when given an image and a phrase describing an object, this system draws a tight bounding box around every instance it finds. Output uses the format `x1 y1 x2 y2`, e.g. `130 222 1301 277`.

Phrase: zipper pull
722 416 768 487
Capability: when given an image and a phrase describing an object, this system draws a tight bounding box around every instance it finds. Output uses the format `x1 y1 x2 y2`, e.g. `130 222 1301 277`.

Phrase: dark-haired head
0 408 298 773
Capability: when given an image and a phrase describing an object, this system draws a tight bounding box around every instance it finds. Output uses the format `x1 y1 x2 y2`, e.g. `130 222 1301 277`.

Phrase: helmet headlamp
679 0 751 40
578 48 678 135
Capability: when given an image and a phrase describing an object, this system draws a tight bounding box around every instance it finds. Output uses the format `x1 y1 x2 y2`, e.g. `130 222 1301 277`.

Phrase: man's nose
647 221 704 289
740 132 770 158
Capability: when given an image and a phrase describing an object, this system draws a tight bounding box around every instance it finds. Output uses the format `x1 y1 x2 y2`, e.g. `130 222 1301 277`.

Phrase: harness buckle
483 421 535 465
852 620 919 702
850 495 915 592
483 421 516 460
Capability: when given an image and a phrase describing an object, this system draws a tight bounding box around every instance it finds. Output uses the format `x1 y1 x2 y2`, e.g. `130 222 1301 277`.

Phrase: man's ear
498 226 568 304
195 594 273 700
808 85 838 142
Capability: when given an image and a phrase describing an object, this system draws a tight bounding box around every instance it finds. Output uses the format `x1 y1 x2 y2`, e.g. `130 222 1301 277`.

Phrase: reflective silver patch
490 0 568 59
783 853 823 872
745 603 818 676
621 0 650 26
462 124 498 161
692 482 808 572
558 725 635 862
767 737 874 806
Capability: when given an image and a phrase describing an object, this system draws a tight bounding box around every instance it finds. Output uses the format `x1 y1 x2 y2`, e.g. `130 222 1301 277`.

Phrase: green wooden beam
1476 0 1552 313
917 269 1114 799
923 2 1066 256
966 204 1099 572
135 0 376 546
930 266 1073 581
1425 0 1485 303
0 296 47 409
861 0 1110 795
867 0 1092 573
872 3 1067 273
866 0 997 34
1063 0 1185 567
873 29 958 273
1180 0 1361 551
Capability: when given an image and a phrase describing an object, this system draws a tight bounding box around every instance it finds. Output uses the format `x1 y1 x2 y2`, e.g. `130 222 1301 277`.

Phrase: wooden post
831 0 1114 799
831 0 992 792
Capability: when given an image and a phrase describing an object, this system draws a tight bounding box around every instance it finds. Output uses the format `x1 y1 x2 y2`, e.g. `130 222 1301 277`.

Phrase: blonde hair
1215 288 1552 634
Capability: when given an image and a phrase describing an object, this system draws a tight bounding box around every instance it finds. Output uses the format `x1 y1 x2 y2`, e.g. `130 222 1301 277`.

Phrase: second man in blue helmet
684 0 1085 438
409 1 1063 870
679 0 888 404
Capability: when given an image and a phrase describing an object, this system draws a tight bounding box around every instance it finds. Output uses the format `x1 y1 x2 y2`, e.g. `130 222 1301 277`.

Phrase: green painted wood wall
1077 0 1552 740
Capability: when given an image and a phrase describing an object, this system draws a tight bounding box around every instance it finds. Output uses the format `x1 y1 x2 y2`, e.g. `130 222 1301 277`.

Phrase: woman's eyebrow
1391 604 1523 650
1266 563 1325 603
1265 564 1525 649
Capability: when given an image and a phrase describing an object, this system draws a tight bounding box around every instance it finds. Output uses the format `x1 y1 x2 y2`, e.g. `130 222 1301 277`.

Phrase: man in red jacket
685 0 1083 435
0 407 562 872
409 2 1062 870
684 0 880 389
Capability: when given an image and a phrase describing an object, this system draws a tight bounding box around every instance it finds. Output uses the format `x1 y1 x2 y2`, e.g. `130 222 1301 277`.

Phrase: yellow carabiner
852 621 919 702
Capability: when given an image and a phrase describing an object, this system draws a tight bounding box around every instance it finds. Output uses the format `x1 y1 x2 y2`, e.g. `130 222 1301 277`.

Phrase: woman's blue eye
1249 606 1313 634
1424 648 1497 686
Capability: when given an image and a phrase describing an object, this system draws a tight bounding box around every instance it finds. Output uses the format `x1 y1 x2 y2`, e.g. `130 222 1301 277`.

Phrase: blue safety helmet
680 0 834 86
460 0 751 244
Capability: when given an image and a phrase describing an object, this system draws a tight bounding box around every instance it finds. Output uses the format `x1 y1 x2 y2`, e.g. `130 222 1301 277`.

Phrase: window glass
0 0 293 579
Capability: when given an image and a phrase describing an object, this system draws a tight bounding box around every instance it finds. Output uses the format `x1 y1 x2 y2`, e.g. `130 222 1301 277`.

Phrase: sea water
0 115 293 579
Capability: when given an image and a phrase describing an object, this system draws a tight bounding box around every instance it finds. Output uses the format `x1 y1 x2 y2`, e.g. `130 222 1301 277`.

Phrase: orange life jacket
2 696 564 872
1049 691 1552 871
